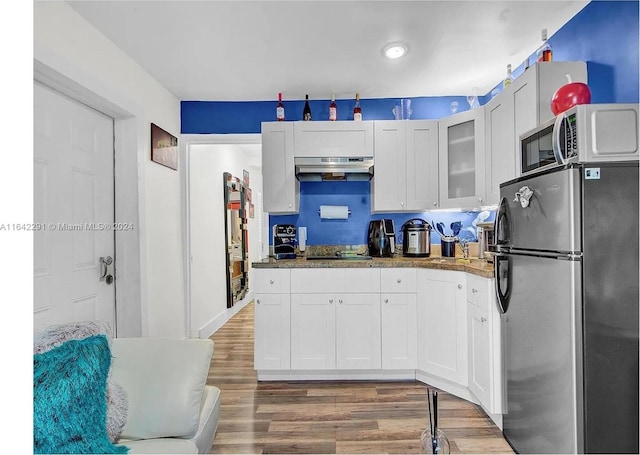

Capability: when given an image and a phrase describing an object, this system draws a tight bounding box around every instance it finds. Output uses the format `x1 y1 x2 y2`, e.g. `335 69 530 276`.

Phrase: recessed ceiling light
383 42 408 59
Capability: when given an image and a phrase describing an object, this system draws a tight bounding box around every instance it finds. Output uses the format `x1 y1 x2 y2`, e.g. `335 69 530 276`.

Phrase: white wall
34 1 185 337
187 143 263 338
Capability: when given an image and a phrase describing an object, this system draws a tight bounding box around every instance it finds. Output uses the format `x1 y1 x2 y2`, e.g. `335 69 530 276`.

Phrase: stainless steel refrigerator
494 162 639 453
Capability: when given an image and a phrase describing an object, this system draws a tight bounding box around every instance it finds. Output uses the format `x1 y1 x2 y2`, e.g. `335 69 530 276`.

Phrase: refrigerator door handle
494 197 511 248
494 253 511 314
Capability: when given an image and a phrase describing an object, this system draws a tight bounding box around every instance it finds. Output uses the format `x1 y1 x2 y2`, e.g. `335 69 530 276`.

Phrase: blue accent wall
181 96 470 134
270 181 495 246
181 1 639 134
180 1 638 247
485 1 640 104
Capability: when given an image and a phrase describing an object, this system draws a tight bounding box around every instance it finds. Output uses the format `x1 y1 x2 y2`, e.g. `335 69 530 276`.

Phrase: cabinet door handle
339 299 343 304
472 288 478 293
458 284 463 289
481 317 487 323
329 299 334 304
256 299 261 304
396 278 402 283
433 201 438 207
384 299 389 304
269 280 274 285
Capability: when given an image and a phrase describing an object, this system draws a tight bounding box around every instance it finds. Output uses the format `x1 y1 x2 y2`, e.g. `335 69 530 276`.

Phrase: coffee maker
368 219 395 257
273 224 297 259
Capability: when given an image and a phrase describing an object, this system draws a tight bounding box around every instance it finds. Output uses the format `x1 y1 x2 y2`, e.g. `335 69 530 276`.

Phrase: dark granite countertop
252 255 494 279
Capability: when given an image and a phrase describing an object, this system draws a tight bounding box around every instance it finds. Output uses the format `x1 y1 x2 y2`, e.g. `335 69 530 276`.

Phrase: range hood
294 156 374 181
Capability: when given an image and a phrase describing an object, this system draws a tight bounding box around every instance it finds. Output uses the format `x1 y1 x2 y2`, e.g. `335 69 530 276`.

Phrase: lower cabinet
417 269 468 386
254 268 291 370
380 268 417 369
466 274 502 415
381 293 417 369
336 294 381 369
467 302 491 405
290 268 382 370
253 266 501 423
290 292 382 370
254 293 291 370
290 293 336 369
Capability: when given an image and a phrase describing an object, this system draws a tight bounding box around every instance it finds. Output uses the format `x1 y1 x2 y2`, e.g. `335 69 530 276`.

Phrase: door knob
99 256 114 285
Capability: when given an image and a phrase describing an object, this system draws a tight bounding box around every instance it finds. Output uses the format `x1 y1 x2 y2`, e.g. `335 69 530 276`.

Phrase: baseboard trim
197 291 254 339
256 369 416 382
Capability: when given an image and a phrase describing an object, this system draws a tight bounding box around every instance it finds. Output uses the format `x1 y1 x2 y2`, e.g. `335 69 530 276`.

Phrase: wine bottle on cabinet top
329 94 337 121
503 64 513 88
353 93 362 121
536 28 553 62
276 92 285 121
303 94 312 121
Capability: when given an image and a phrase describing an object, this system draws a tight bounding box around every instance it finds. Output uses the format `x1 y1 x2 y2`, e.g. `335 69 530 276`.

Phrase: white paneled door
33 82 116 334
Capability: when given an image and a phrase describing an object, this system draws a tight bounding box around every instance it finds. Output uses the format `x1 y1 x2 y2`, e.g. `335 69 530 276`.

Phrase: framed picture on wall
151 123 178 170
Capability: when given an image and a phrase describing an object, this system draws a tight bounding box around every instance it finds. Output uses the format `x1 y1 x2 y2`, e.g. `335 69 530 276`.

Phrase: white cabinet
290 268 381 370
255 266 502 413
372 120 439 212
484 61 588 204
466 274 502 415
438 109 486 208
261 122 298 213
293 121 374 158
380 269 417 369
254 269 291 370
484 94 515 206
372 121 406 212
291 293 336 369
336 293 381 369
417 269 468 386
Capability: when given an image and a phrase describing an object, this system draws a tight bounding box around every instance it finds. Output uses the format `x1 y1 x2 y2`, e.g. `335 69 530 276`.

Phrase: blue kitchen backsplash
269 181 495 246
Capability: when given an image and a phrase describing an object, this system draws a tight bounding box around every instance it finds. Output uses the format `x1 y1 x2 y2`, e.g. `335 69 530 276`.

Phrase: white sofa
110 338 222 454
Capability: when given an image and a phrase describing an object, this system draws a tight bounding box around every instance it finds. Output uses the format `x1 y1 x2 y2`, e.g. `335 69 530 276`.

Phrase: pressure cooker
401 218 432 257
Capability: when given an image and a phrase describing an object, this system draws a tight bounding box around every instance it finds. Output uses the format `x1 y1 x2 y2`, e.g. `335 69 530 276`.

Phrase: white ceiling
67 0 590 102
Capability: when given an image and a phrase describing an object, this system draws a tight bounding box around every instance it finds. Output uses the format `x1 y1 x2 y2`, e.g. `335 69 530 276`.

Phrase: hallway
208 302 512 454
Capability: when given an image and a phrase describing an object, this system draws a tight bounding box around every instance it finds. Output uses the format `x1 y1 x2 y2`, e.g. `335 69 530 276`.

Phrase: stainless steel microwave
520 103 639 175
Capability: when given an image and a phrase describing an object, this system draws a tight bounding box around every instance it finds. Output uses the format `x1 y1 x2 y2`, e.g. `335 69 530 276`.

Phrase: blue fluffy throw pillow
33 335 129 454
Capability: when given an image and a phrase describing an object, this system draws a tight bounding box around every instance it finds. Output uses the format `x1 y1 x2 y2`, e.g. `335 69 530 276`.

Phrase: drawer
344 268 380 293
467 274 490 310
291 268 346 293
290 268 380 294
255 269 291 294
380 268 417 293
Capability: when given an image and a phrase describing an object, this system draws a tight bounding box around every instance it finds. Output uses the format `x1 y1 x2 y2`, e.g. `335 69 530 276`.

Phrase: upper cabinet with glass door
438 108 486 209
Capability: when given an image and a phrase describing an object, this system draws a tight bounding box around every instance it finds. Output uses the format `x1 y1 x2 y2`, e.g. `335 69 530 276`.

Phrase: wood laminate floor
208 302 513 454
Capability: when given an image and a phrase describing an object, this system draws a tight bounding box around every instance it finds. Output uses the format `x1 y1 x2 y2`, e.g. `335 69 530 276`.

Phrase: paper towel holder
318 207 351 216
